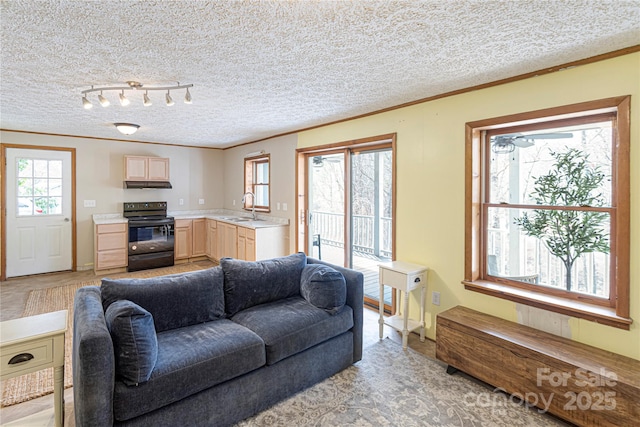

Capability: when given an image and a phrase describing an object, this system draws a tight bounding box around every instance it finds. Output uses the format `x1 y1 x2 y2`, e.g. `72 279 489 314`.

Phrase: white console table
378 262 428 350
0 310 68 427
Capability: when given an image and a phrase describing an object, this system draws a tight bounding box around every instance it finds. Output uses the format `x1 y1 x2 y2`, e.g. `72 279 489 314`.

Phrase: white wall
1 131 225 270
222 134 298 253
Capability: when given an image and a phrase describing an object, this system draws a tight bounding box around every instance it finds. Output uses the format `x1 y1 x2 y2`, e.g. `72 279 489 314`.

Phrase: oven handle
128 219 174 227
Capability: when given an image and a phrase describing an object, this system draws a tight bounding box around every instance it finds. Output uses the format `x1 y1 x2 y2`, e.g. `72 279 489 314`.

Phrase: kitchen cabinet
206 219 217 260
192 218 207 257
94 223 127 272
174 219 192 260
237 226 256 262
125 156 170 181
217 222 238 259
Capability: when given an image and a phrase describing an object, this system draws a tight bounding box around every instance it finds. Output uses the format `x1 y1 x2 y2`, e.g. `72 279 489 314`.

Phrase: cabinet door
148 157 170 181
237 228 246 260
219 223 237 259
192 219 207 256
245 229 256 262
174 222 192 259
206 220 217 259
124 156 148 180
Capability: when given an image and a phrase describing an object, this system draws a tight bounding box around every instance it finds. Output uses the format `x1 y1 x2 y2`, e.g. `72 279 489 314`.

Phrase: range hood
124 181 173 189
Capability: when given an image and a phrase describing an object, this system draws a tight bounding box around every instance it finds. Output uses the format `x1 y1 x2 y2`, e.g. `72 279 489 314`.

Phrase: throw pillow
105 299 158 386
101 266 225 332
300 264 346 314
221 252 307 316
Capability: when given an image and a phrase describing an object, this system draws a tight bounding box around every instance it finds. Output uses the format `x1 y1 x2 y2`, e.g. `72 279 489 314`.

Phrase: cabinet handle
8 353 34 365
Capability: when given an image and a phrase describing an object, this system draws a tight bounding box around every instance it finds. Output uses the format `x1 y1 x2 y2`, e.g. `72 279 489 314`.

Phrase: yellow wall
298 53 640 360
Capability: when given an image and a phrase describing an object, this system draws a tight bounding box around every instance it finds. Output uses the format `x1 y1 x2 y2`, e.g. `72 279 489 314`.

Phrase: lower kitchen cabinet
206 219 217 259
175 219 207 261
94 223 127 273
174 219 192 260
217 222 238 259
192 218 207 257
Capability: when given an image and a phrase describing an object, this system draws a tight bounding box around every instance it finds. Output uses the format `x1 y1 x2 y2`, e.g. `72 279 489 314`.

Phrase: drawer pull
8 353 34 365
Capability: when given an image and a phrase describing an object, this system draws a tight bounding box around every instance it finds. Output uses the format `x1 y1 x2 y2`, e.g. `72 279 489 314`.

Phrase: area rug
0 263 208 407
238 339 568 427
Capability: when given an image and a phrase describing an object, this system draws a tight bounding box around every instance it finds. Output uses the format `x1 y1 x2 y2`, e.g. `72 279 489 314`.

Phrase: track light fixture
165 91 174 106
98 91 110 107
80 81 193 108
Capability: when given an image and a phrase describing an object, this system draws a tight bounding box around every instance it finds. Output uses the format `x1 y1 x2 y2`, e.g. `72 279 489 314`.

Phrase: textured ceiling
1 1 639 148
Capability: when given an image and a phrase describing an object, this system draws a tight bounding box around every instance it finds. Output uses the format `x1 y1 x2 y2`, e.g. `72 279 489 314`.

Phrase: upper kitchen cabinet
125 156 170 181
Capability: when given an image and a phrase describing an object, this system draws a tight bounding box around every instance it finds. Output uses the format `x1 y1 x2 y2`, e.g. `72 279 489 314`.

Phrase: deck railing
310 211 392 259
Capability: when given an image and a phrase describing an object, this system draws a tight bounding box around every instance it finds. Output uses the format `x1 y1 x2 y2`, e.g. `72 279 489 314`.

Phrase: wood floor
0 261 436 425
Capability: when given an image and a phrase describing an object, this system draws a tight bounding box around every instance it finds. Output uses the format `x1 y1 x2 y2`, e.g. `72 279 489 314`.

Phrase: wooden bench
436 306 639 427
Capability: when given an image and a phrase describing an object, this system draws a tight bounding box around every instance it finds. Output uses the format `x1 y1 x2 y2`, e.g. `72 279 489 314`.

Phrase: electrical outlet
277 202 281 210
233 200 236 206
432 291 441 306
282 203 288 211
179 198 184 206
198 199 205 205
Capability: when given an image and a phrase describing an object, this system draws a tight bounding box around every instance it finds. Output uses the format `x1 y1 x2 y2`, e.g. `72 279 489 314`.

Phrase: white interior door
6 148 72 277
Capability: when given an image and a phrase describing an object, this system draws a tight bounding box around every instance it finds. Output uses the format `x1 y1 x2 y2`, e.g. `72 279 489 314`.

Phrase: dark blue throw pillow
300 264 346 314
105 300 158 386
221 252 307 316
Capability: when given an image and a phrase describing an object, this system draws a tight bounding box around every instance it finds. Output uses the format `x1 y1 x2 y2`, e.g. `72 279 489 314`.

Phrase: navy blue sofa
72 253 363 426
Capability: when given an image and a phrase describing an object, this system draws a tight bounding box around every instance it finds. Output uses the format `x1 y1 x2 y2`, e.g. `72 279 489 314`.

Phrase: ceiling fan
490 132 573 154
312 155 342 167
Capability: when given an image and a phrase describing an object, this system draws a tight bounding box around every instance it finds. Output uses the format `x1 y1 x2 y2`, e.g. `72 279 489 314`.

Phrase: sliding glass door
301 139 395 311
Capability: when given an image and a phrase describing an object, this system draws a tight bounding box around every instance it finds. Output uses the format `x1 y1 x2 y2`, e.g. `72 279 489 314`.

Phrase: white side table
378 262 428 350
1 310 68 427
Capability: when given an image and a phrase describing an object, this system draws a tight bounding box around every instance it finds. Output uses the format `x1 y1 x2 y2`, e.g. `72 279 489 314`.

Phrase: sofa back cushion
105 300 158 386
300 264 346 314
101 267 225 333
221 252 307 316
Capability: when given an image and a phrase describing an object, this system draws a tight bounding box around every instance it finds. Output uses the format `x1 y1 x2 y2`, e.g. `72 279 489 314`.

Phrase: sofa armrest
307 258 364 363
73 286 115 426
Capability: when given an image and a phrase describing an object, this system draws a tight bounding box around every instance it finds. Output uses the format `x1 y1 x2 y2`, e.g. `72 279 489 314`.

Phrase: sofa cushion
300 264 346 314
105 300 158 386
231 296 353 365
221 252 306 316
113 319 266 421
101 267 225 333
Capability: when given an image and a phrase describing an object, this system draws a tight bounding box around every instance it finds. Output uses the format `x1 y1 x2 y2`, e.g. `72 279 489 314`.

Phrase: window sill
463 280 632 330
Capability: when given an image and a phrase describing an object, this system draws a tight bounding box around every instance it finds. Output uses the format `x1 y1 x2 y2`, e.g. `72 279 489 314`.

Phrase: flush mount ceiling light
114 123 140 135
81 81 193 108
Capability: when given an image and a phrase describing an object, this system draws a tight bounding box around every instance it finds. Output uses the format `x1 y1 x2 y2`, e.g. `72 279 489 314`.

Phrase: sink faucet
242 192 257 220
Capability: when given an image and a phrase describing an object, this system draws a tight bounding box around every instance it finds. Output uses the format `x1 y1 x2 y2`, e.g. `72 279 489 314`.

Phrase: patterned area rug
0 263 208 407
238 339 568 427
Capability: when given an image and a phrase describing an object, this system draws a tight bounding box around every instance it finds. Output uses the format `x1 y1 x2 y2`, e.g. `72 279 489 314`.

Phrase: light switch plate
198 199 205 205
83 200 96 208
282 203 288 211
432 291 441 306
179 198 184 205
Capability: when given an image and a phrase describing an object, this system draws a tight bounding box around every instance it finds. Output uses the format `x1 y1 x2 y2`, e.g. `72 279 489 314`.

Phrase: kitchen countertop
94 210 289 229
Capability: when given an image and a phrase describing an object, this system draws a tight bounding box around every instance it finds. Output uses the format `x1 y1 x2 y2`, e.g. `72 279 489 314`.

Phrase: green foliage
514 148 609 291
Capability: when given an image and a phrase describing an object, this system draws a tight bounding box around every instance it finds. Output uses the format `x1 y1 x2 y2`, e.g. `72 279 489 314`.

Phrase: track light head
143 91 152 107
98 91 110 107
184 88 192 104
165 91 174 106
82 95 93 109
119 90 130 106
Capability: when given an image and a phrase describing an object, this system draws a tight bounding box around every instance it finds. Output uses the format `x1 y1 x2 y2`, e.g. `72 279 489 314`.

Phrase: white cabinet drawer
1 338 53 378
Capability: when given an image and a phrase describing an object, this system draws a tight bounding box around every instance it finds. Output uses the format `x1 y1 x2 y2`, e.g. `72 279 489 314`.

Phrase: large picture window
464 96 631 329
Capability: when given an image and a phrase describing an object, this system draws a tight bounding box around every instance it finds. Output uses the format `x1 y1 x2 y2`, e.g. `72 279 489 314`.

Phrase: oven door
128 220 175 255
